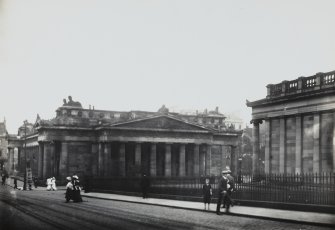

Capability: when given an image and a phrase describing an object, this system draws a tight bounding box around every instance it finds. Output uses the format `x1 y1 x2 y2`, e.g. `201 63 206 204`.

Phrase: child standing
202 178 212 210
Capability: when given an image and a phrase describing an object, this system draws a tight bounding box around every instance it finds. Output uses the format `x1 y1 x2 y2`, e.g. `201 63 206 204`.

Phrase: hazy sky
1 0 334 133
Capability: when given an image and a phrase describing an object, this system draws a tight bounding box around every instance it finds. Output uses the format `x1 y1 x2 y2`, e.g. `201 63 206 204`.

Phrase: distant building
6 97 242 181
224 113 244 131
247 70 335 174
0 119 8 170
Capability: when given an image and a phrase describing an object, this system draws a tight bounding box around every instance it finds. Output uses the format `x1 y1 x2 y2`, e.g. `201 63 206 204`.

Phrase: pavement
5 178 335 227
80 192 335 227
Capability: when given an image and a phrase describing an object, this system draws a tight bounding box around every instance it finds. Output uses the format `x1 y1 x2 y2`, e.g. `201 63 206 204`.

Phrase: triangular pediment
109 115 210 132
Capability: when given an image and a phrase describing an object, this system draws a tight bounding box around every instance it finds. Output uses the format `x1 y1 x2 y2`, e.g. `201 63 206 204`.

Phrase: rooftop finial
158 105 169 114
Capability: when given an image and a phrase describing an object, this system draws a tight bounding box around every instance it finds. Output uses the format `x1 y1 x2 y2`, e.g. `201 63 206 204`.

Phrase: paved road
0 185 332 230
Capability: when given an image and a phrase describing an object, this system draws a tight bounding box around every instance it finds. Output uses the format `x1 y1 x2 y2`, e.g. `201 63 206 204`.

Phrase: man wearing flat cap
216 170 230 215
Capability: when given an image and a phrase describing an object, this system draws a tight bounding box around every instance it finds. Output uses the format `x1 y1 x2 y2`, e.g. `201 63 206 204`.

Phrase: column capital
250 119 263 125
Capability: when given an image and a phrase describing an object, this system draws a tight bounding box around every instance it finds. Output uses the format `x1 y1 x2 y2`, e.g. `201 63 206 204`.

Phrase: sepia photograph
0 0 334 229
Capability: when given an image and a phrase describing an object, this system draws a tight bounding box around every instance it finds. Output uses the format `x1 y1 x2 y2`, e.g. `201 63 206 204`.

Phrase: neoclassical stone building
7 97 241 181
247 70 335 174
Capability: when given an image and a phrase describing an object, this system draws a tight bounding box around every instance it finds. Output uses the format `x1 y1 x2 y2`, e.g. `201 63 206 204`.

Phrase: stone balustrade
267 70 335 98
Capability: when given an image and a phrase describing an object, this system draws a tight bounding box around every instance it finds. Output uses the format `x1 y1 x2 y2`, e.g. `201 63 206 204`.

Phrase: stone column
42 143 52 178
150 143 157 176
165 143 171 176
13 148 18 172
98 143 104 176
59 142 68 179
7 148 13 174
205 145 211 176
193 144 200 176
104 143 111 177
200 145 206 176
91 143 99 176
279 117 286 174
313 113 321 174
333 112 335 173
295 116 302 174
119 143 126 177
49 143 55 177
252 120 261 174
264 119 271 174
230 146 238 175
135 143 141 176
17 148 21 170
179 144 186 176
38 143 44 178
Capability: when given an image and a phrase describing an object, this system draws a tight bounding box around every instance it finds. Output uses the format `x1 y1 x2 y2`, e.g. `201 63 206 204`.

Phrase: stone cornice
99 126 211 134
36 126 94 131
247 84 335 108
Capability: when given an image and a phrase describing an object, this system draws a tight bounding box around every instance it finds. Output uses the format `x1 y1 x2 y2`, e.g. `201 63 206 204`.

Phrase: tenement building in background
247 70 335 174
6 96 241 181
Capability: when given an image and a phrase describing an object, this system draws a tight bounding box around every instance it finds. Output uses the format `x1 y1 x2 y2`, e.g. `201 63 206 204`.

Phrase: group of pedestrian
202 168 235 214
65 174 83 203
46 177 57 191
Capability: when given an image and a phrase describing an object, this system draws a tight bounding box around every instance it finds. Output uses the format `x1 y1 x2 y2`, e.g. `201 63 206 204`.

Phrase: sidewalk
81 192 335 227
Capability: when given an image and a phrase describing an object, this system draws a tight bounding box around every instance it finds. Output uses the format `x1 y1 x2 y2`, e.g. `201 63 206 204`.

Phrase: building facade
6 97 242 181
247 70 335 174
0 119 8 170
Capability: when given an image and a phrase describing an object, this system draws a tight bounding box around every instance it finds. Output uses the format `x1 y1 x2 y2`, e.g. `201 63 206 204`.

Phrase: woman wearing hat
72 175 83 202
65 176 73 202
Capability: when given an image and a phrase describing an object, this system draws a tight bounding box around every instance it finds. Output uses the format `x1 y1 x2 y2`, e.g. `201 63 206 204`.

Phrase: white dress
51 178 57 191
46 178 52 190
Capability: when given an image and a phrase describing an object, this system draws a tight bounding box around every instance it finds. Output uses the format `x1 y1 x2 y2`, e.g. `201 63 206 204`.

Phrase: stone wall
321 113 334 172
67 142 92 179
209 145 220 176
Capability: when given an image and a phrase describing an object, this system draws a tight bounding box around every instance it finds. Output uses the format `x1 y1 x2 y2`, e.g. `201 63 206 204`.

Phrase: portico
247 70 335 174
7 101 242 181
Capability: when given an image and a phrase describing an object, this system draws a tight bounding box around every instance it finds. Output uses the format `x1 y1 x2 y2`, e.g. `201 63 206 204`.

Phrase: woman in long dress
65 176 73 202
51 177 57 191
46 177 52 191
72 175 83 202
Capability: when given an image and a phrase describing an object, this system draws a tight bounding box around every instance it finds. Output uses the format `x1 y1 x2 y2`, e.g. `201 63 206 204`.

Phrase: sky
0 0 334 134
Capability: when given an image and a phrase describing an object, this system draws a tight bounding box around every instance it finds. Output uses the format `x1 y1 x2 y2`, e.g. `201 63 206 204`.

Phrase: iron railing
90 173 335 206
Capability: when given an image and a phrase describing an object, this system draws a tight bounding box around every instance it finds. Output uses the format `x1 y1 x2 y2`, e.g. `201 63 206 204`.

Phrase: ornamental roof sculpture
62 96 82 108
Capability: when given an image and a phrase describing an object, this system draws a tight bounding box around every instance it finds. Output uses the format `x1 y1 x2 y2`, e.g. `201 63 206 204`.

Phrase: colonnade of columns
252 111 335 174
96 142 212 177
6 140 238 179
7 145 40 175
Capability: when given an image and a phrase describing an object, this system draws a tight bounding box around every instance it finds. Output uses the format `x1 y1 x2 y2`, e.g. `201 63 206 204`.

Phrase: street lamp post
238 157 242 183
23 120 27 190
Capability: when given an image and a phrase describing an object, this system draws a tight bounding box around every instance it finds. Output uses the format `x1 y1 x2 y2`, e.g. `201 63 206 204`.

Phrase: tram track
0 190 194 230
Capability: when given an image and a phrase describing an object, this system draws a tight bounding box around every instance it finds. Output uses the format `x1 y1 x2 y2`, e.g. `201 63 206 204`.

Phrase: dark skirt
203 194 211 204
65 189 73 202
73 189 83 202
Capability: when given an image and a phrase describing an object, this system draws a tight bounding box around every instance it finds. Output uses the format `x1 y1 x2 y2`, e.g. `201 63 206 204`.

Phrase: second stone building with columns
7 98 242 181
247 70 335 174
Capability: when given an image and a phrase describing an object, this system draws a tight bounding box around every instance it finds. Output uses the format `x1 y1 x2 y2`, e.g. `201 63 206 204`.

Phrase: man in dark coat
1 169 8 185
222 170 235 210
140 174 150 199
216 170 229 215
